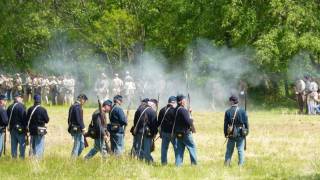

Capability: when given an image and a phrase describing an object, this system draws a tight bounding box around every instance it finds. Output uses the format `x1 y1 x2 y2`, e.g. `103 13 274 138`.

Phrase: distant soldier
224 95 249 166
124 71 131 82
112 74 123 97
64 76 75 106
68 94 88 157
295 79 306 114
173 95 197 166
304 76 312 114
7 93 27 159
49 76 59 105
124 73 136 102
41 77 50 105
157 96 177 165
5 76 14 101
26 95 49 158
33 77 41 96
0 95 8 157
131 99 158 163
0 75 5 95
56 77 64 105
84 100 112 159
307 81 319 115
107 95 127 155
25 74 33 102
12 74 23 96
238 80 248 110
95 73 110 100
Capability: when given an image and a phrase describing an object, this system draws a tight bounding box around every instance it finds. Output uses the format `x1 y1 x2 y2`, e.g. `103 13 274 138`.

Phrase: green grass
0 106 319 179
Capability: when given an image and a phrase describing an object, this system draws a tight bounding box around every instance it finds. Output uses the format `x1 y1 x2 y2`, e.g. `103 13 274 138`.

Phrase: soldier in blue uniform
224 95 249 166
0 95 8 157
7 93 27 159
27 94 49 158
157 96 177 165
68 94 88 157
131 99 158 163
85 100 112 159
108 95 127 155
173 94 197 166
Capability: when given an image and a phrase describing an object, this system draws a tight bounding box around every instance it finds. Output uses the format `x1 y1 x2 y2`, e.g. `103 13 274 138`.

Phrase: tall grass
0 106 319 179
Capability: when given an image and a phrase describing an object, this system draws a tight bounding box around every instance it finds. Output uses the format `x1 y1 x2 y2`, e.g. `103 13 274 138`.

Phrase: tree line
1 0 320 105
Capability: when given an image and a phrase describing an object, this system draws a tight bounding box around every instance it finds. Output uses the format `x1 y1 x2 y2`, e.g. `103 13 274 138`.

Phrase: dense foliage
1 0 320 103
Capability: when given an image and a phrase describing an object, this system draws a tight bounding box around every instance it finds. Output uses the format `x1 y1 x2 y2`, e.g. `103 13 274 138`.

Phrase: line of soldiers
0 73 75 105
0 91 249 167
295 76 320 115
0 93 49 158
94 72 136 102
67 94 198 166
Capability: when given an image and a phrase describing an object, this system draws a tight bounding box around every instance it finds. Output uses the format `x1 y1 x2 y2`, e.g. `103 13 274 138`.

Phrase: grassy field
0 105 319 179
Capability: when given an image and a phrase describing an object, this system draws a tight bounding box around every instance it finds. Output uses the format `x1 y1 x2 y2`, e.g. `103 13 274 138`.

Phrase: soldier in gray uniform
112 74 123 97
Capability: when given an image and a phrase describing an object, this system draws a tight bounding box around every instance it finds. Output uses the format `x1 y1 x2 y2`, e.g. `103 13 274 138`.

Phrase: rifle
151 94 160 151
185 73 196 133
244 101 247 151
124 100 131 137
187 94 196 133
97 96 111 153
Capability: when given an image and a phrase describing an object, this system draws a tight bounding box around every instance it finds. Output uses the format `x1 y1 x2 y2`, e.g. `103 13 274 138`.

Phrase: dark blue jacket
109 105 127 133
133 105 158 136
68 102 85 130
27 103 49 136
7 102 27 131
174 105 192 133
157 104 175 133
0 105 8 127
224 105 249 137
91 110 107 138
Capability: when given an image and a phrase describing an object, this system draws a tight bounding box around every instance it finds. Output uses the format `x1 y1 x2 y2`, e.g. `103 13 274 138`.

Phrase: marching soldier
131 99 158 163
0 95 8 157
26 94 49 158
173 94 197 166
130 98 148 156
68 94 88 157
157 96 177 165
108 95 127 155
7 93 27 159
224 95 249 166
84 100 112 159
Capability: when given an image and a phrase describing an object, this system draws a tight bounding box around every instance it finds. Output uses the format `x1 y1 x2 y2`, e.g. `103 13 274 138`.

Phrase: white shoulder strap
171 106 183 137
133 107 151 133
27 105 41 129
8 103 18 129
231 107 239 127
159 107 171 129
